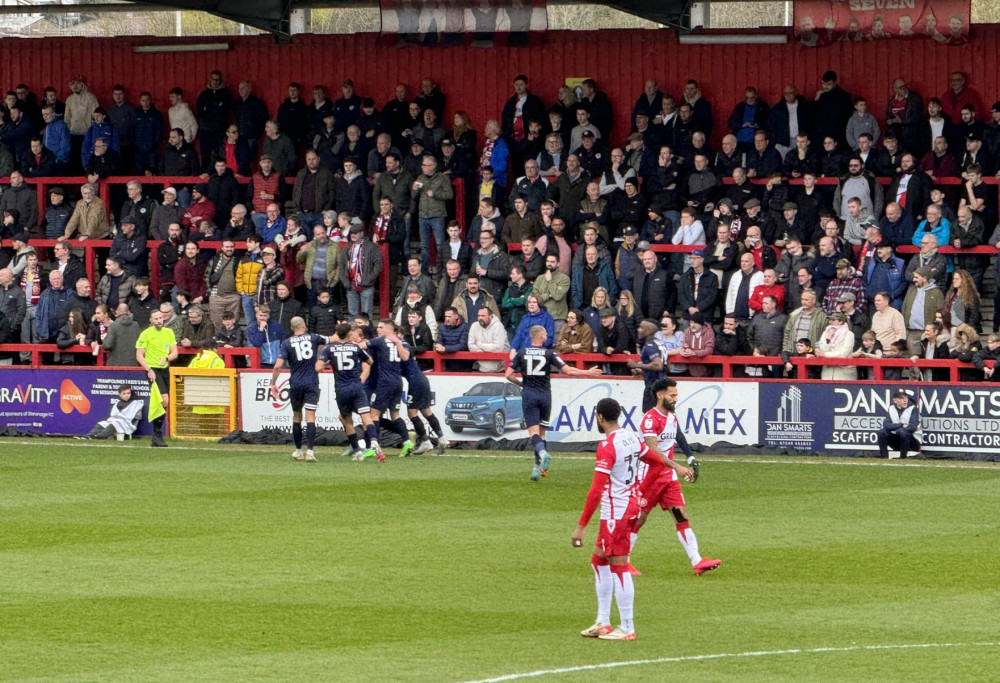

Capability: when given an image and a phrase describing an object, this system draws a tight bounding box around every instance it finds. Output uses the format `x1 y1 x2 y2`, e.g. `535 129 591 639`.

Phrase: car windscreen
465 383 507 396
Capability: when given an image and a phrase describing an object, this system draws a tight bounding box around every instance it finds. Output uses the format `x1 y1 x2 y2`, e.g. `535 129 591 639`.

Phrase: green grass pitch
2 440 999 682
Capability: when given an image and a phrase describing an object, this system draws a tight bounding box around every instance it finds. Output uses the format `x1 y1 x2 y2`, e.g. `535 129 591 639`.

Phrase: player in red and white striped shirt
571 398 652 641
636 377 721 575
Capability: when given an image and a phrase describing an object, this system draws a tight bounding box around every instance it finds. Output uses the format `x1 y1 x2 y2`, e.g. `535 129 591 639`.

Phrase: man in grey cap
876 389 921 459
822 258 867 315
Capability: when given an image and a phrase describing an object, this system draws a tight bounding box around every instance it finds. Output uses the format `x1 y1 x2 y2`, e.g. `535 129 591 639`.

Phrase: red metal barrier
0 344 261 368
414 350 993 382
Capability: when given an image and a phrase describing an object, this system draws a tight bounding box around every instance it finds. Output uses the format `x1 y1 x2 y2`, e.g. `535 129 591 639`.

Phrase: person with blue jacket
510 295 555 351
42 105 71 172
572 244 618 309
865 243 908 309
81 108 120 167
911 204 951 247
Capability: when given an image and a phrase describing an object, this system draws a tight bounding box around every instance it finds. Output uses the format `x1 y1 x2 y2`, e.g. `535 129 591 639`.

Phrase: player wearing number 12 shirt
636 377 721 576
270 317 329 462
505 325 602 481
316 322 381 462
571 398 647 641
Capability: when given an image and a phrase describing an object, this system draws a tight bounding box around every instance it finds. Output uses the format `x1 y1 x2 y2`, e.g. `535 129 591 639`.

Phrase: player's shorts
522 389 552 428
370 380 402 413
406 378 432 411
289 386 320 413
150 367 170 394
596 513 638 557
335 385 370 418
638 475 686 512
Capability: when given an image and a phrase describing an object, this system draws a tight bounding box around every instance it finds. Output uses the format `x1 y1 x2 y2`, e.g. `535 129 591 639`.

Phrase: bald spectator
904 233 949 291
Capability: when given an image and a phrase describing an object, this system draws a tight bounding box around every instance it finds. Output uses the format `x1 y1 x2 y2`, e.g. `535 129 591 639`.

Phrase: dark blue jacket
436 319 469 352
879 211 917 248
865 254 907 309
510 309 555 351
134 106 164 154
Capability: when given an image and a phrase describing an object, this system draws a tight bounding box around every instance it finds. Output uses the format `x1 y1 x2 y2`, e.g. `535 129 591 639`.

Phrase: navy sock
365 423 379 446
393 418 410 441
347 432 360 451
425 414 443 439
292 422 303 449
306 422 316 449
411 415 427 440
531 434 544 465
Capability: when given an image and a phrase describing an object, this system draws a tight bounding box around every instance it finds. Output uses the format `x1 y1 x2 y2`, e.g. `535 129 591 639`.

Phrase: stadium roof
6 0 692 39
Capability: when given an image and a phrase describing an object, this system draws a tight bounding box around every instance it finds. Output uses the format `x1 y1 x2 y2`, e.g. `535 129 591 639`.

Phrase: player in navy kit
269 317 329 462
317 322 383 462
506 325 602 481
364 319 416 457
400 329 448 455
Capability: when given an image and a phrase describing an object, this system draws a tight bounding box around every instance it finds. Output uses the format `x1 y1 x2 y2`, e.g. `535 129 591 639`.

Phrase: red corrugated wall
2 28 998 146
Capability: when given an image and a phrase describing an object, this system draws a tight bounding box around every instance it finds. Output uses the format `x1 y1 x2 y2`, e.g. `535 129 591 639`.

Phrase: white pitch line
2 441 999 470
458 641 1000 683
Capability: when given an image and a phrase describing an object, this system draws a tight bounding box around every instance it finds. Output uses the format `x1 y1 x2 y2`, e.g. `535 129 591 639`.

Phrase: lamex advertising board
0 368 151 435
760 382 1000 454
240 372 759 446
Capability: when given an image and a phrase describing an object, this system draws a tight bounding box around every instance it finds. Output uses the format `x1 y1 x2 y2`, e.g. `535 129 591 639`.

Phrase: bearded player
636 377 721 576
570 398 648 641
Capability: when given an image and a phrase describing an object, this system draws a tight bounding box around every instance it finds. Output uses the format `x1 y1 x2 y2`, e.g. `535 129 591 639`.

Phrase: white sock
592 559 612 625
677 522 702 566
630 532 638 552
612 567 635 632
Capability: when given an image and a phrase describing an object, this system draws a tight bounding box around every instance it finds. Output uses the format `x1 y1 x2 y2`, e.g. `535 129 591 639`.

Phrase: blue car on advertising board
444 382 524 437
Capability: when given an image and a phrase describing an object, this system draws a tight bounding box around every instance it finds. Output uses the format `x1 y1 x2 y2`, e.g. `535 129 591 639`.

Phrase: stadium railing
9 174 468 317
0 344 261 368
414 350 994 381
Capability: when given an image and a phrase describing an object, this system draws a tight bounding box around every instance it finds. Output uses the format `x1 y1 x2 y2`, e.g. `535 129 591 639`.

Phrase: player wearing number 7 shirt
571 398 647 641
316 322 382 462
505 325 603 481
636 377 721 576
269 317 329 462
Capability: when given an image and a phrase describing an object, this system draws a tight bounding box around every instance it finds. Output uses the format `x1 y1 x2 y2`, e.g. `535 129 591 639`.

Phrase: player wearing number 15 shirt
317 322 381 461
506 325 602 481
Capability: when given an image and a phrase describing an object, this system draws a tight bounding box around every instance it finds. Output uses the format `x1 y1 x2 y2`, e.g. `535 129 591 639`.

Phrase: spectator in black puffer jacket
42 187 72 239
268 281 306 337
307 289 340 335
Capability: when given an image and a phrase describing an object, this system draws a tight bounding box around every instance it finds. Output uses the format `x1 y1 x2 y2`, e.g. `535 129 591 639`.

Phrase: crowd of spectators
1 67 1000 379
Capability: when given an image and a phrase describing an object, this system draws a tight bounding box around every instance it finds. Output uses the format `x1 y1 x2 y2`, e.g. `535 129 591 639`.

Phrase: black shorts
371 380 403 412
406 383 432 411
336 385 370 418
289 386 320 413
523 389 552 428
151 367 170 394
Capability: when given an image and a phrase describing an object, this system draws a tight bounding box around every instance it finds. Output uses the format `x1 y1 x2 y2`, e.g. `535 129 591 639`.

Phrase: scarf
480 137 496 172
822 323 849 349
348 243 365 289
373 213 392 242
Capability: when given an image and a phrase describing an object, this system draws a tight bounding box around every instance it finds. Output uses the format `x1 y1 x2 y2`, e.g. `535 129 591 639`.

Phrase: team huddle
268 316 447 463
269 319 717 641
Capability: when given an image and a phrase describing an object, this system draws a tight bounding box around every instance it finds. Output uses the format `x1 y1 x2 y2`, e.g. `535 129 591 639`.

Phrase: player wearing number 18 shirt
571 398 647 641
636 377 721 576
270 317 328 462
505 325 602 481
317 322 382 462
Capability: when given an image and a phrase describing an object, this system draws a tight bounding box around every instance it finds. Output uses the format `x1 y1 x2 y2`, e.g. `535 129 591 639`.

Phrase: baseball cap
581 130 595 138
893 388 909 399
621 224 638 236
120 216 136 226
689 311 706 325
691 248 705 258
11 232 29 243
835 258 852 269
966 130 983 142
441 138 455 146
162 186 177 196
836 292 856 303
